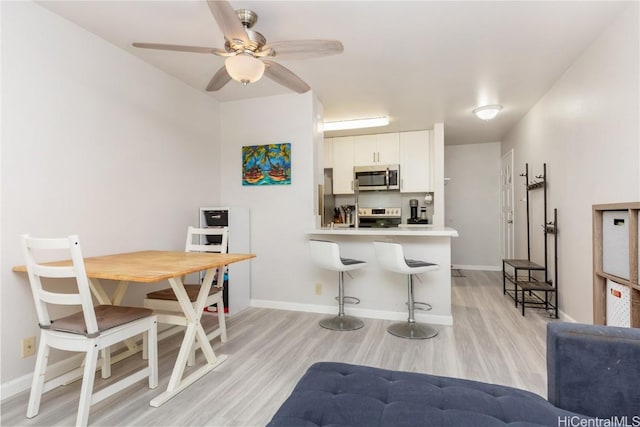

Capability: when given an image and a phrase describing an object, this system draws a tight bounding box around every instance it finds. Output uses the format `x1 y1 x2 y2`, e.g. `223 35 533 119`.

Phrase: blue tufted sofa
268 322 640 426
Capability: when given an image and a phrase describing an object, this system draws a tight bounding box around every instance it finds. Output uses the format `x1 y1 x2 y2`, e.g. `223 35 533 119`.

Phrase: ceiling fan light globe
225 55 265 84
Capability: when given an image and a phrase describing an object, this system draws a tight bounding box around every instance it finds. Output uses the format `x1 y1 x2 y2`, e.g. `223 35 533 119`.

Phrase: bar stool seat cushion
340 257 366 266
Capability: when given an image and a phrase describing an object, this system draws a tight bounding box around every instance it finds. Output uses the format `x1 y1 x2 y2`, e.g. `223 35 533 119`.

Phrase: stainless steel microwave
354 164 400 191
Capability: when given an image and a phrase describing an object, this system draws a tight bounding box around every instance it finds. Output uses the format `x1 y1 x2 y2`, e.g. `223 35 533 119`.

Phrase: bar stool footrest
412 301 432 311
336 296 361 305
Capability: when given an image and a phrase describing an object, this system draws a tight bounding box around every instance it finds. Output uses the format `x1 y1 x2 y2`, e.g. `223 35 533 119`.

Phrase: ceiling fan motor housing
225 28 266 54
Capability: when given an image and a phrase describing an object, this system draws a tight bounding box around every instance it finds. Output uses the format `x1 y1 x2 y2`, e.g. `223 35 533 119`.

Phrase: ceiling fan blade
132 42 228 56
262 40 344 60
206 66 232 91
263 60 310 94
207 0 249 46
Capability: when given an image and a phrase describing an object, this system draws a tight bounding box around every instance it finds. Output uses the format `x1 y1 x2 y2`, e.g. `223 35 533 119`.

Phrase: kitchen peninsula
306 225 458 325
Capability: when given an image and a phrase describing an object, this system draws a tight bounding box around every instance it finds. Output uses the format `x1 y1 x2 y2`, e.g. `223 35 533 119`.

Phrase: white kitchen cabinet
332 136 355 194
400 130 432 192
323 138 333 169
354 133 399 166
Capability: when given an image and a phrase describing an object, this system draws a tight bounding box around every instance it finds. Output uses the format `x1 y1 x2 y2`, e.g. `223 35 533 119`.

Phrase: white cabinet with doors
399 130 433 193
354 133 400 166
332 136 355 194
323 138 333 169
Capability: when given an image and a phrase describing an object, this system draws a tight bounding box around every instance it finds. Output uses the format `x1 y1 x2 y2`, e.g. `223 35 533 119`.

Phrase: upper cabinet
400 130 433 193
325 130 434 195
353 133 400 166
332 136 355 194
323 138 333 169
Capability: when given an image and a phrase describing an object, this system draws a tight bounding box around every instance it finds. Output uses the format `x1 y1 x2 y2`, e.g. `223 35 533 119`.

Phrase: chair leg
142 332 148 360
148 321 158 389
76 345 99 427
26 334 49 419
101 347 111 379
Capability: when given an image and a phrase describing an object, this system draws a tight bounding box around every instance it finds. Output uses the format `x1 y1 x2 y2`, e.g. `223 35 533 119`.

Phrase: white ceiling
38 1 627 145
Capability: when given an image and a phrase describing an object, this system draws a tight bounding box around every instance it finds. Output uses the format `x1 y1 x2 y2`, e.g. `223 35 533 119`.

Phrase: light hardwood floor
1 270 557 426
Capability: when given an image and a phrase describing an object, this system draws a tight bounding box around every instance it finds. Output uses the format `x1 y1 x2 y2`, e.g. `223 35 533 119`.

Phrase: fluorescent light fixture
225 54 265 85
473 105 502 120
324 116 389 132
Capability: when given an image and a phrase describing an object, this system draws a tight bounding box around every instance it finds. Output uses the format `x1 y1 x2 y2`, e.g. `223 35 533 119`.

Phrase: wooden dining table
13 250 255 407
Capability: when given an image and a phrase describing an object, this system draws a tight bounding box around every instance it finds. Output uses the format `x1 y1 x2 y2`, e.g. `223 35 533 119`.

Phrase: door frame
501 149 515 259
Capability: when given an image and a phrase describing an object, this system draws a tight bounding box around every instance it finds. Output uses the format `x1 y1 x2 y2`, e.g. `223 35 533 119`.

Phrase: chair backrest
309 240 343 271
373 241 408 274
185 226 228 254
21 234 98 335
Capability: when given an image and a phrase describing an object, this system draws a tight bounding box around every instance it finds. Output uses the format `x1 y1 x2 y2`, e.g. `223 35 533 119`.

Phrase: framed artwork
242 143 291 186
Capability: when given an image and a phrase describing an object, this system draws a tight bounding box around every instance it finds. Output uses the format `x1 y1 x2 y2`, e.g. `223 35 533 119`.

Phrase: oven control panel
358 207 401 218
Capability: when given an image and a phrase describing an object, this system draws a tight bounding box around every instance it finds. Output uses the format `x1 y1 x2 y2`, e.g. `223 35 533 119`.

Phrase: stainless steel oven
354 164 400 191
358 207 402 228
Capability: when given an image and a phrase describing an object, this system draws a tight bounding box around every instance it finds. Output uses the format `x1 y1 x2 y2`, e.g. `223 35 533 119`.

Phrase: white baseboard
250 299 453 326
557 310 577 323
452 264 502 271
1 353 86 402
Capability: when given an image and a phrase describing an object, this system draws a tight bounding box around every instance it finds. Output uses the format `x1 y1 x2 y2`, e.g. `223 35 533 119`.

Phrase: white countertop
306 225 458 237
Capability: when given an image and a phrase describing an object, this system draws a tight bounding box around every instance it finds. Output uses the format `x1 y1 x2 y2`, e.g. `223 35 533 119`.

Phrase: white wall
1 2 221 383
219 92 322 306
501 4 639 323
445 142 502 269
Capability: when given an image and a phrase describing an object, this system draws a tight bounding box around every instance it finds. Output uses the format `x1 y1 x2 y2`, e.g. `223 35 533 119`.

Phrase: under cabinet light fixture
323 116 389 132
473 105 502 120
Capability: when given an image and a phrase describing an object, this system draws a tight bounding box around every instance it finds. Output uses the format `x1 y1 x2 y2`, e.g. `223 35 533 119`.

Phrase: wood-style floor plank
1 270 557 426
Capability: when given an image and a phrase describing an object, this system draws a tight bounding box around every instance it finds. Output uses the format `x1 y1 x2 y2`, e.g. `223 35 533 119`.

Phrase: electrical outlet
22 336 36 358
314 283 323 296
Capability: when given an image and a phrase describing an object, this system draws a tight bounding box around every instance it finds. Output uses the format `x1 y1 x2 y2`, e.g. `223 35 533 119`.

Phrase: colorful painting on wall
242 143 291 186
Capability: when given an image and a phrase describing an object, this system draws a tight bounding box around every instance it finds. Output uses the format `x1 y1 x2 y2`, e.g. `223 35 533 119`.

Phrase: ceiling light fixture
225 54 265 85
473 105 502 120
324 117 389 132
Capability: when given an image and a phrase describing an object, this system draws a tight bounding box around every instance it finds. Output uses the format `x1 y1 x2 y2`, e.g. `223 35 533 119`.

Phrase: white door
501 150 515 259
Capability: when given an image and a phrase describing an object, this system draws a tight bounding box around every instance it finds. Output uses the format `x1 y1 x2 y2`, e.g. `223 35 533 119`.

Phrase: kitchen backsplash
333 192 434 224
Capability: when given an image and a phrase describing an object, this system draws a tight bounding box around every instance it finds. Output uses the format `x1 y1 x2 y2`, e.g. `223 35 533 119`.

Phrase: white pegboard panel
606 279 630 327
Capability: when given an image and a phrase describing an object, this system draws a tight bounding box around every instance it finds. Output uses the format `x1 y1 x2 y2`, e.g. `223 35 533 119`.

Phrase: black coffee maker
408 198 429 224
409 199 419 221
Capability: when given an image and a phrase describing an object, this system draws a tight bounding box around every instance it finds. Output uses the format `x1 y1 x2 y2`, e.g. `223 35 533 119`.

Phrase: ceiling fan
132 1 343 93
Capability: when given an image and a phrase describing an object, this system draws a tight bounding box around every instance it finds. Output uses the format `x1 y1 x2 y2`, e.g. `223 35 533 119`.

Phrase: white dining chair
144 226 229 365
21 234 158 427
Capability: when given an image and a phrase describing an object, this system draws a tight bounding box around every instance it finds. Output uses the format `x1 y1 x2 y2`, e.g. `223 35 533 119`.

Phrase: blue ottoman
268 323 640 426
